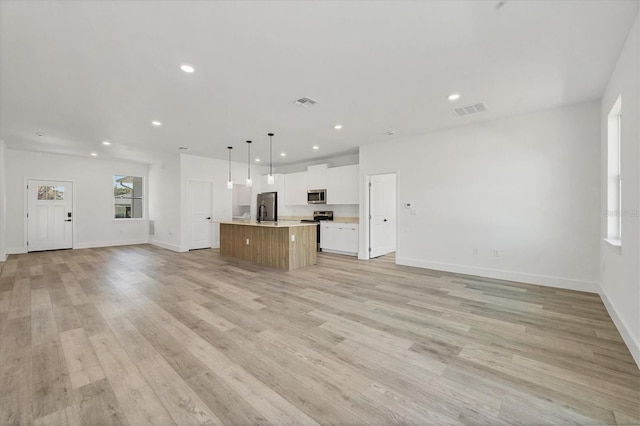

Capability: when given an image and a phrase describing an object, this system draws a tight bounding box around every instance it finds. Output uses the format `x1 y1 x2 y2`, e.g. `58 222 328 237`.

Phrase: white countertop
215 220 317 228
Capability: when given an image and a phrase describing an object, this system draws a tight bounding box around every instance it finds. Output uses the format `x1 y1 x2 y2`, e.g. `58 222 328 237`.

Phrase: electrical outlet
291 235 295 242
494 249 500 257
473 248 478 255
246 239 249 245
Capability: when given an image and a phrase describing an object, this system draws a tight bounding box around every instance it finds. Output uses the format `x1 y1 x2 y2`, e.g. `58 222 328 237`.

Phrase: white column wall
0 141 7 262
148 154 183 251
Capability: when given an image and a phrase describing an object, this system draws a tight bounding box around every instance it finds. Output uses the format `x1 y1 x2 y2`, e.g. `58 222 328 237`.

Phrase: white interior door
27 180 73 251
189 180 213 250
369 174 396 258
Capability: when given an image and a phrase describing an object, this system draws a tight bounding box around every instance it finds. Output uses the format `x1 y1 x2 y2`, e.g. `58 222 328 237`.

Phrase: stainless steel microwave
307 189 326 204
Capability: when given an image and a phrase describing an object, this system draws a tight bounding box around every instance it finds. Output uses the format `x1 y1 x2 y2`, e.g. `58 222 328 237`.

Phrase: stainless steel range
300 211 333 251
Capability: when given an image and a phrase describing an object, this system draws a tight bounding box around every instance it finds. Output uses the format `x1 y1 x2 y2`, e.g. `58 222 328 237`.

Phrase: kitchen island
219 221 318 270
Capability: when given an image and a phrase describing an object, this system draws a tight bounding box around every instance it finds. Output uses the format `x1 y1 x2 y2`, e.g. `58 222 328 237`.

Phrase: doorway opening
368 173 397 259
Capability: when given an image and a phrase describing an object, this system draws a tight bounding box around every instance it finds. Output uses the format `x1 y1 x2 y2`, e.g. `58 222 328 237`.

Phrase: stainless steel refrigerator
256 192 277 222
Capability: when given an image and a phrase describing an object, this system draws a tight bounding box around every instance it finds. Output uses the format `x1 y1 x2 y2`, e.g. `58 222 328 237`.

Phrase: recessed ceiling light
334 124 342 130
255 158 261 162
312 146 319 150
151 120 162 126
448 93 461 101
90 153 97 157
180 64 195 73
36 132 44 136
280 153 286 157
102 141 111 146
386 131 396 135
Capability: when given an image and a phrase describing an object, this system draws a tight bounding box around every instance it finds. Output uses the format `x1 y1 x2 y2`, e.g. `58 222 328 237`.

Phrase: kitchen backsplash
278 204 358 219
280 215 359 223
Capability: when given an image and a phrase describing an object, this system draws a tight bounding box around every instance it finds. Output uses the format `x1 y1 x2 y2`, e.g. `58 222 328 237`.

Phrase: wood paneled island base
219 222 317 270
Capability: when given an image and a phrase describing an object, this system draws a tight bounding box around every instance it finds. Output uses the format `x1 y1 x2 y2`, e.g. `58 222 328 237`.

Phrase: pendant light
226 146 233 189
267 133 275 185
245 140 252 187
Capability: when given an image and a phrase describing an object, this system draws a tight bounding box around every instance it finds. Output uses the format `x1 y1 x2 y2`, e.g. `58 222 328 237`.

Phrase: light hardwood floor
0 244 638 425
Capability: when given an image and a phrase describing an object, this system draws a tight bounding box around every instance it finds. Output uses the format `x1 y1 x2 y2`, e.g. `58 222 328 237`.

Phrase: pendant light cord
246 141 251 180
227 147 232 181
268 133 274 177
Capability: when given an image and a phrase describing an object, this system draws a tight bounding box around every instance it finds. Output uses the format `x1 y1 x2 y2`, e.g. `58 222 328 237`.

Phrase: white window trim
114 175 145 220
606 95 622 246
603 238 622 248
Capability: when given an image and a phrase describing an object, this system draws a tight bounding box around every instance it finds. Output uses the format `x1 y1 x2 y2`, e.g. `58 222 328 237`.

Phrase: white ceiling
1 0 638 166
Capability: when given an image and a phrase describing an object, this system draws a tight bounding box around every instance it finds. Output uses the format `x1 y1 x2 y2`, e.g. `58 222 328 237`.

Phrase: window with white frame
606 96 622 244
114 175 144 219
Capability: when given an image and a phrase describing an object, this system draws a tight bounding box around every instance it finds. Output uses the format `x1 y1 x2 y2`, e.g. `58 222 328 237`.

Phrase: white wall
0 141 7 262
599 14 639 366
5 149 149 252
360 101 601 292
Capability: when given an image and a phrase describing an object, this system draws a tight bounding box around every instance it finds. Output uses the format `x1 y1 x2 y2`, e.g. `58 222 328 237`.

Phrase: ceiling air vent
294 97 318 107
453 102 488 117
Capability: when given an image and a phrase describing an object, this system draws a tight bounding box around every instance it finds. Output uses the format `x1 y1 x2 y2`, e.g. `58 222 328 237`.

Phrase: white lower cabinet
320 222 359 256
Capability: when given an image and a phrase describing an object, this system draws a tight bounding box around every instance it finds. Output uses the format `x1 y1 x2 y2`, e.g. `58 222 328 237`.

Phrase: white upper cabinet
326 164 359 205
280 163 358 205
284 171 308 205
307 164 327 190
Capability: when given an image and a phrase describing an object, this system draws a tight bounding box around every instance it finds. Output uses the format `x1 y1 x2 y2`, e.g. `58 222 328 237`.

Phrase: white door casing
188 180 213 250
369 174 396 258
27 180 73 251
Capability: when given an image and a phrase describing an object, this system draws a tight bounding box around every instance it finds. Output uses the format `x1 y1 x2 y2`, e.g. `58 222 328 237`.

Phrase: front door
27 180 73 251
188 180 213 250
369 174 396 258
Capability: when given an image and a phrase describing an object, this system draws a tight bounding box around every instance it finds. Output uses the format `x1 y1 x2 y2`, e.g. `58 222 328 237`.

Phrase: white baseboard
322 249 358 257
74 239 149 249
0 254 6 262
149 238 185 252
396 257 598 293
599 287 640 368
9 240 148 253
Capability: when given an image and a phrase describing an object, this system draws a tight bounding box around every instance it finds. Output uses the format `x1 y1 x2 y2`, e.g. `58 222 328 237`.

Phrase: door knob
206 217 211 220
384 219 388 222
65 219 72 222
